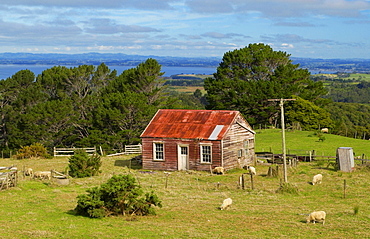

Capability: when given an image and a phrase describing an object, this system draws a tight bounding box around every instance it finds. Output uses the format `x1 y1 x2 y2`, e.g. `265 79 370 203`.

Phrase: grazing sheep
306 211 326 225
321 128 329 133
213 167 225 175
312 174 323 185
24 168 33 177
33 171 51 180
244 166 256 175
220 198 232 210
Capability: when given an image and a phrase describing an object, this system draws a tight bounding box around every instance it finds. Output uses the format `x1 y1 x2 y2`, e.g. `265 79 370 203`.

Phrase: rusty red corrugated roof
140 109 240 140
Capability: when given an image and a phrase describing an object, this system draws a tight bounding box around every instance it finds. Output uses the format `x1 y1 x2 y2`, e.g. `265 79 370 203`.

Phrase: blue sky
1 0 370 59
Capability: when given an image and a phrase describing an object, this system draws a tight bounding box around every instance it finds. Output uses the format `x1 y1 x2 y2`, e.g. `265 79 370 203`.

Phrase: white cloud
0 0 369 58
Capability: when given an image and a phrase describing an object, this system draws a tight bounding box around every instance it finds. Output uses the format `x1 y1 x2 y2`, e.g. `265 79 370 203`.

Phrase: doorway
178 145 189 170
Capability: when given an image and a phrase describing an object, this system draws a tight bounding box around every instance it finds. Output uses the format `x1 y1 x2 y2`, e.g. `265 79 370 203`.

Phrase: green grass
315 73 370 82
341 73 370 81
255 129 370 157
1 130 370 238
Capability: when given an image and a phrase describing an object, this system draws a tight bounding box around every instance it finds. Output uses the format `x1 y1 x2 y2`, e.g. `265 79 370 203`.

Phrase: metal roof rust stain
141 109 240 140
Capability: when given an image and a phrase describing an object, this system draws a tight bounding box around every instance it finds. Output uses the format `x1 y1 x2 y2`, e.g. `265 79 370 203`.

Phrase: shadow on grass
114 159 142 170
66 209 78 216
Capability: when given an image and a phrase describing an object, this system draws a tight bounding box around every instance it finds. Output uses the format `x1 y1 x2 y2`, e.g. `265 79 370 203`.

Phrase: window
238 149 243 157
244 140 249 155
201 145 212 163
153 142 164 161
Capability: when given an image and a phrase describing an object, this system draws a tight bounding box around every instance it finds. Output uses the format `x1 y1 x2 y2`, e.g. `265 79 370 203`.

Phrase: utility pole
268 98 296 183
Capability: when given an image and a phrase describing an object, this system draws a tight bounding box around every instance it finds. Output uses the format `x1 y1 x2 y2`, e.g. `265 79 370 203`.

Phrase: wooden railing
53 147 96 157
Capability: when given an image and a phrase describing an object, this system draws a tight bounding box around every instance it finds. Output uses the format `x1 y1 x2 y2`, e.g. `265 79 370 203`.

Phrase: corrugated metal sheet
141 109 239 140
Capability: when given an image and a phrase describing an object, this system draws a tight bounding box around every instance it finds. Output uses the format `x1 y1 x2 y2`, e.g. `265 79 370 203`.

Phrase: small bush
354 205 359 215
68 150 102 178
315 160 326 167
276 182 299 195
75 174 162 218
16 143 51 159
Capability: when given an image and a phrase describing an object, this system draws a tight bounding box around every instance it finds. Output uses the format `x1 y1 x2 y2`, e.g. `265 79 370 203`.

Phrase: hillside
0 150 369 238
255 129 370 157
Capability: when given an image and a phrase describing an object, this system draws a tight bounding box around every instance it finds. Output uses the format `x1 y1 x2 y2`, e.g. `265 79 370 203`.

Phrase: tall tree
285 96 334 131
204 43 327 126
93 59 169 148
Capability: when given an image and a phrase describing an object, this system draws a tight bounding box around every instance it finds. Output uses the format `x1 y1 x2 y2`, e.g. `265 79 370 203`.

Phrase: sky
1 0 370 59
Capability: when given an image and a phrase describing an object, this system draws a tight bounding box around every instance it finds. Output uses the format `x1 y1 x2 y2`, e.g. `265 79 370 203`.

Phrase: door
178 145 189 170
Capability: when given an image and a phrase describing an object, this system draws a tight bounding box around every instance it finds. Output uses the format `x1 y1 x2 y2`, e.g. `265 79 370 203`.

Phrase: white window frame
238 149 243 157
153 142 164 161
200 144 212 164
244 140 249 155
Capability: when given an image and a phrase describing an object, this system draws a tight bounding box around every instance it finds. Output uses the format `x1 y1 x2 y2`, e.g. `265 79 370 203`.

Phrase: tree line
0 59 178 154
1 43 368 155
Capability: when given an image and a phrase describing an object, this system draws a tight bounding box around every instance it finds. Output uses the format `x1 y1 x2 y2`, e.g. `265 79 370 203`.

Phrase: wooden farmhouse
140 109 255 171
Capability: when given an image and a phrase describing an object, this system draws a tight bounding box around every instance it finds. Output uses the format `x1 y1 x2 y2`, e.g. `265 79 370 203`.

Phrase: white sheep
246 166 256 175
33 171 51 180
321 128 329 133
24 168 33 177
312 174 323 185
213 167 225 175
306 211 326 225
220 198 232 210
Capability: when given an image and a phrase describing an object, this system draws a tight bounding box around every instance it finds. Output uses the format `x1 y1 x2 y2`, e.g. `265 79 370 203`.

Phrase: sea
0 64 217 80
0 64 331 80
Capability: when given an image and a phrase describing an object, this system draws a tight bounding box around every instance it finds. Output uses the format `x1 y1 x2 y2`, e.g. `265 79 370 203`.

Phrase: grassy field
315 73 370 82
1 130 370 238
255 129 370 157
166 85 205 94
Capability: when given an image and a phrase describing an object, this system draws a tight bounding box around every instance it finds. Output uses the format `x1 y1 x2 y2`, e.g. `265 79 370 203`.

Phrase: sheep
212 166 225 175
220 198 232 210
33 171 51 180
306 211 326 225
312 174 323 185
24 168 33 177
244 165 256 175
321 128 329 133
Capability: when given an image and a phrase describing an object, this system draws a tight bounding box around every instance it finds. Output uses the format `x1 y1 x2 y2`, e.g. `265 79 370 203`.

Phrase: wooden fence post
250 173 254 190
164 172 170 189
241 174 245 190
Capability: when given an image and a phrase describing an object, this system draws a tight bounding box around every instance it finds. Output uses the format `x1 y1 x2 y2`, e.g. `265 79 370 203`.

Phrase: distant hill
0 52 370 73
0 52 220 68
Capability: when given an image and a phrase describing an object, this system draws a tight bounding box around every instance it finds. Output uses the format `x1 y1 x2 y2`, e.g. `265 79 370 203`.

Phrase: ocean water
0 64 217 80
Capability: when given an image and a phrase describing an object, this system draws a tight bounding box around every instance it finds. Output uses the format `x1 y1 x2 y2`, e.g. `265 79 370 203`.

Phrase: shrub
68 150 102 178
16 143 51 159
75 174 162 218
276 182 299 195
354 205 359 215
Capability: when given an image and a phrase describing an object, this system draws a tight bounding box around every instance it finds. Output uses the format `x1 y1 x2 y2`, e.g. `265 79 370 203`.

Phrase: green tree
75 174 162 218
68 150 102 178
92 58 172 148
204 43 327 126
324 102 370 139
285 96 334 131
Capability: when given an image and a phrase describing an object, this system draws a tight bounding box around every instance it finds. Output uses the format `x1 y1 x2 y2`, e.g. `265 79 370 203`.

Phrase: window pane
202 145 211 163
154 143 164 160
181 147 188 155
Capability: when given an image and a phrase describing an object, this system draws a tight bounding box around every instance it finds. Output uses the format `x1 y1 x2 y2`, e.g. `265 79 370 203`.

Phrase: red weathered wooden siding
142 138 222 171
221 115 255 169
141 109 255 171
